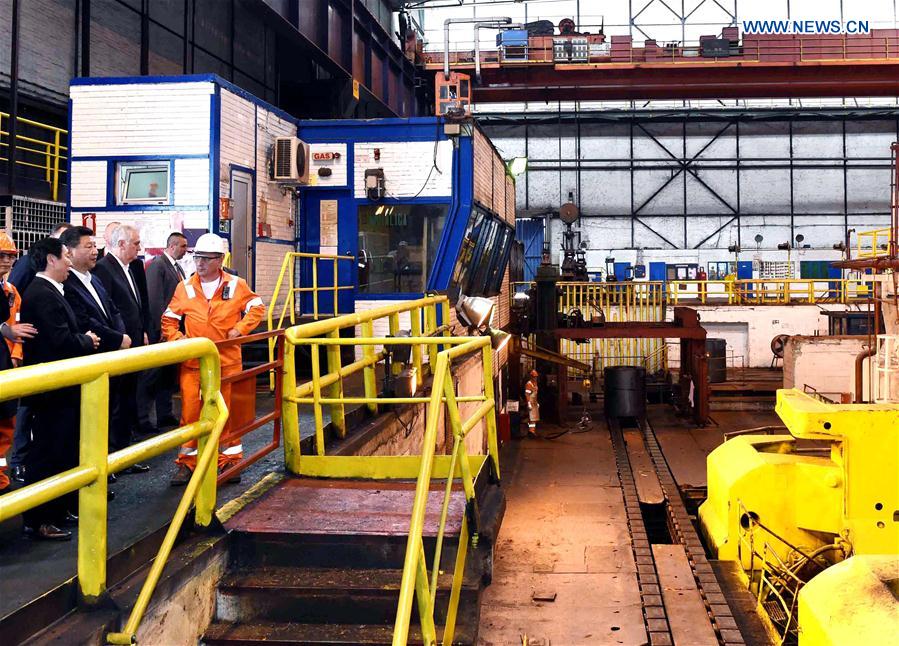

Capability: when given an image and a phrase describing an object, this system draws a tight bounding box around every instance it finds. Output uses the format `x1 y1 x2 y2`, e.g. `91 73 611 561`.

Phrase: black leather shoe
11 465 25 483
61 511 79 525
108 489 116 501
24 524 72 541
108 473 117 484
157 415 180 428
122 463 151 474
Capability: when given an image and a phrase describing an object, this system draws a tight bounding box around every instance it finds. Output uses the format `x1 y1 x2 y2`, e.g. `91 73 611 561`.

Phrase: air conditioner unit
273 136 310 184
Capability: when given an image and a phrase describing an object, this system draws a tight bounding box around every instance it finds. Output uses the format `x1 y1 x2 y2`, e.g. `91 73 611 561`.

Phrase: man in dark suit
7 221 74 482
93 224 151 462
20 237 100 540
139 232 188 430
60 227 150 480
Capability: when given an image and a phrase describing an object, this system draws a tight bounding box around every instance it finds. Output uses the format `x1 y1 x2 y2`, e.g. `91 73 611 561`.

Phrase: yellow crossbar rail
856 227 893 258
0 110 68 201
0 339 228 645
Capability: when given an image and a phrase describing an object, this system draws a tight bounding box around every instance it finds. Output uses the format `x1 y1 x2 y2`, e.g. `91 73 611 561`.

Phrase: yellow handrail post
194 351 223 527
388 312 401 376
78 374 110 605
441 516 470 646
425 303 437 368
442 371 478 506
415 541 437 644
326 329 346 438
311 258 319 320
282 342 302 474
44 142 51 182
481 344 500 480
410 306 423 388
310 343 326 455
52 130 61 202
332 258 339 316
361 320 379 415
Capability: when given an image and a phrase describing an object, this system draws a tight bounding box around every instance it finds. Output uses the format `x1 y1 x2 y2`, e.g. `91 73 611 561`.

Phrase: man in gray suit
138 232 188 430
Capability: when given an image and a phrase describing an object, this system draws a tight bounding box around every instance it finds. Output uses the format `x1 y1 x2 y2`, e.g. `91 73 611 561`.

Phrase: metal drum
603 366 647 419
706 338 727 383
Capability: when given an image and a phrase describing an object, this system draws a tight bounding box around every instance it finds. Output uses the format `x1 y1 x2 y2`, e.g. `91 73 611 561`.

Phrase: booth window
357 203 448 294
117 162 170 205
449 205 514 299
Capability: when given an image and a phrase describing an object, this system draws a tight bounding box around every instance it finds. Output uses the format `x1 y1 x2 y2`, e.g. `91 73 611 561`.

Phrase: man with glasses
162 233 264 485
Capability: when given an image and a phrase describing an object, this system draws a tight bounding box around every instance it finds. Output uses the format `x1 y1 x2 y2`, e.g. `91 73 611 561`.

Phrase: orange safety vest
161 271 265 369
1 279 22 362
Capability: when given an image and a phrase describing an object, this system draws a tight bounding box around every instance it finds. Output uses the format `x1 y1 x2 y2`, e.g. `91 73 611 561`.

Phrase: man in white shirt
93 225 151 470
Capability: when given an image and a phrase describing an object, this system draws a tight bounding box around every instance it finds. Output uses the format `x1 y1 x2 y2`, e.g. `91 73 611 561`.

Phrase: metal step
202 620 475 645
215 566 479 625
232 531 463 572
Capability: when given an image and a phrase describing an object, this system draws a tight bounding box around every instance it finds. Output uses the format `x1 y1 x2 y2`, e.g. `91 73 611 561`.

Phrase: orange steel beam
425 60 899 102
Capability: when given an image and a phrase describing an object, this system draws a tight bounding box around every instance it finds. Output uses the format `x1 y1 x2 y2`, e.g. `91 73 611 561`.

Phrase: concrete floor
479 417 647 646
0 394 330 620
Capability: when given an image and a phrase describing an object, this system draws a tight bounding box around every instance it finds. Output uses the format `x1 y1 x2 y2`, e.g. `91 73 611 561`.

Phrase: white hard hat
194 233 227 255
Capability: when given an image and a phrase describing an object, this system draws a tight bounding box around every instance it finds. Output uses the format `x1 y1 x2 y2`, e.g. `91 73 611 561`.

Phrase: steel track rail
637 416 746 646
607 416 674 646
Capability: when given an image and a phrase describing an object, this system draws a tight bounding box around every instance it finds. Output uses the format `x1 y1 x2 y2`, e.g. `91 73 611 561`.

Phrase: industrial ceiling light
456 295 495 330
487 327 512 352
507 157 528 177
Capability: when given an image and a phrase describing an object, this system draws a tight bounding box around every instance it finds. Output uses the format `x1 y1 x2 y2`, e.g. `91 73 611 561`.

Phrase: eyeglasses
194 255 222 262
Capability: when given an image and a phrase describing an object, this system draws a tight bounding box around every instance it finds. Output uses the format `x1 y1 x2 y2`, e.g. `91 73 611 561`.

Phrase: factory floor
479 403 777 646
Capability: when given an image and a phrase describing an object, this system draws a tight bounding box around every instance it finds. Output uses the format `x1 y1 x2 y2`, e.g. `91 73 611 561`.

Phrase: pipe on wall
855 346 876 403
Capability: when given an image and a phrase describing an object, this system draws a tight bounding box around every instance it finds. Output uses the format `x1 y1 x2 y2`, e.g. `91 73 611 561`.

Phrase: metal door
515 218 544 281
230 169 254 285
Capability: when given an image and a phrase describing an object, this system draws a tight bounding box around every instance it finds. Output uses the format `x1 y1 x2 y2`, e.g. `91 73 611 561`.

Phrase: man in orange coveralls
162 233 264 486
0 232 37 492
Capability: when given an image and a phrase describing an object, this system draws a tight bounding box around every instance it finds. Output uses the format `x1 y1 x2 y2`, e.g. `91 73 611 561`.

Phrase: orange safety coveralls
161 271 264 470
0 279 22 489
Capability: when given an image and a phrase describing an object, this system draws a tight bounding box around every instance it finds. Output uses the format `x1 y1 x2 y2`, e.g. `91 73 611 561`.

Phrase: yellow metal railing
665 278 876 305
0 110 68 201
267 251 356 389
278 295 498 645
856 227 892 258
0 339 228 645
514 278 876 308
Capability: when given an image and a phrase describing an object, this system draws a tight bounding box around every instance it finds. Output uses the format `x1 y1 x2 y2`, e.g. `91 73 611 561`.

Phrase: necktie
175 262 186 279
127 266 141 305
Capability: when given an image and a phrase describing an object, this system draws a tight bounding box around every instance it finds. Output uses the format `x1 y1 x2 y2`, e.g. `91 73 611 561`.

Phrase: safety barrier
857 227 893 258
0 339 227 645
267 251 356 389
277 295 498 644
665 278 876 304
0 111 68 201
514 278 876 308
214 329 284 485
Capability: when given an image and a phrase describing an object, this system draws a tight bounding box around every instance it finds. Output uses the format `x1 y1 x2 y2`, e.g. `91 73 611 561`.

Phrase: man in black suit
93 224 151 464
60 227 149 480
20 237 100 540
138 232 188 430
7 221 74 482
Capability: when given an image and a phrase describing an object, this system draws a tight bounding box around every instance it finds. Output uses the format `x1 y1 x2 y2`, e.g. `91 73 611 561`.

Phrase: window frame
356 201 450 296
116 161 172 206
449 203 515 299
